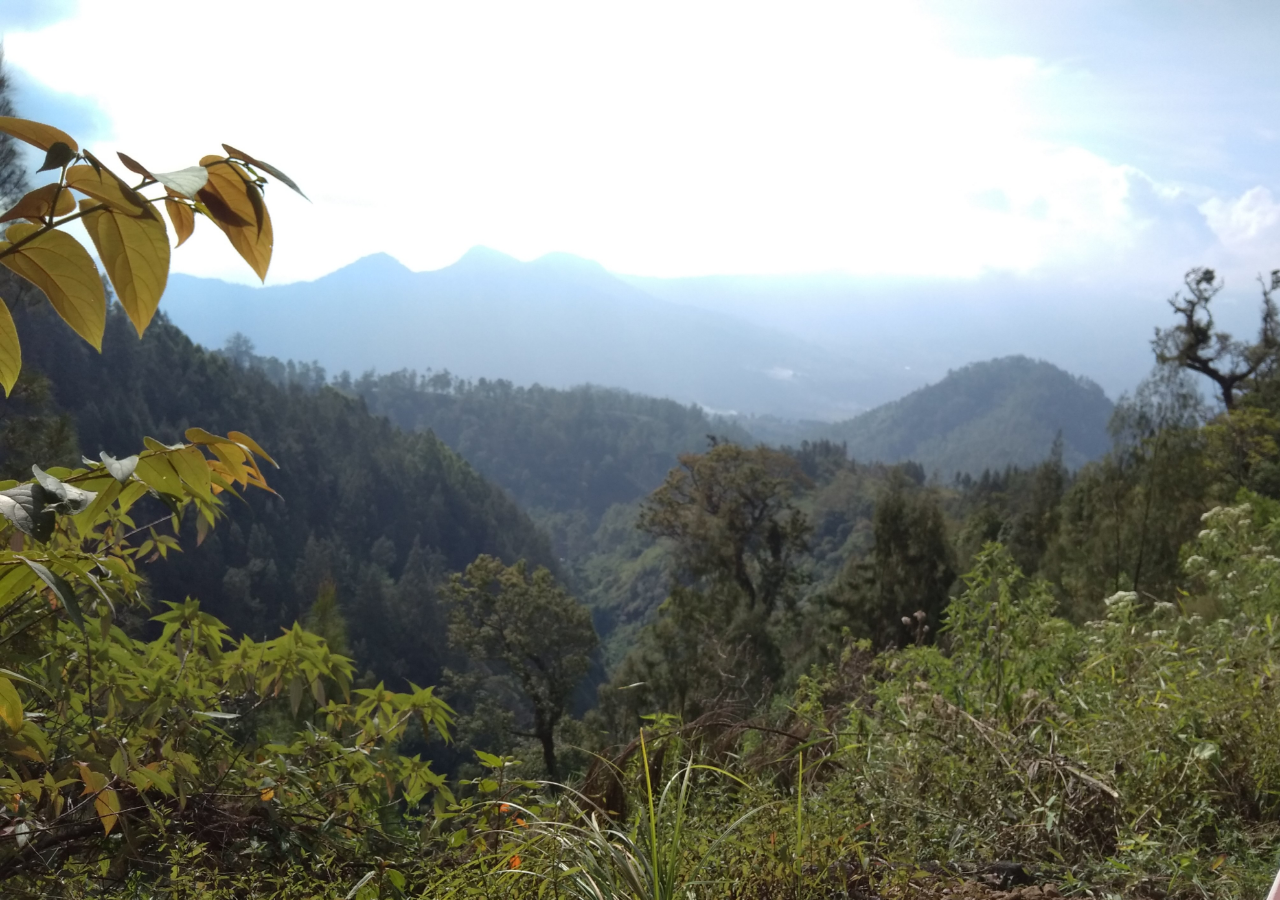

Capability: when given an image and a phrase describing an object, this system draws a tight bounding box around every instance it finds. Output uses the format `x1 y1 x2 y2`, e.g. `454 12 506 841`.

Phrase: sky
2 0 1279 295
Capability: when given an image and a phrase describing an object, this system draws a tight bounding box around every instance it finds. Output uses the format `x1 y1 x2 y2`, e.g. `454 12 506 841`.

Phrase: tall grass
508 729 766 900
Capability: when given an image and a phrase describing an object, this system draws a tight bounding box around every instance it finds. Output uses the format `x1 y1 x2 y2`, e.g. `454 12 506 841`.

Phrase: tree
1049 366 1211 615
0 113 306 395
0 49 26 209
445 555 598 781
602 442 810 727
1154 267 1280 411
638 440 812 614
834 471 955 648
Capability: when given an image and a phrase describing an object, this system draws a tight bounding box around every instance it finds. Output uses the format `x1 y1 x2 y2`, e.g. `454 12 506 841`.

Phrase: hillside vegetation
3 302 556 694
799 356 1113 475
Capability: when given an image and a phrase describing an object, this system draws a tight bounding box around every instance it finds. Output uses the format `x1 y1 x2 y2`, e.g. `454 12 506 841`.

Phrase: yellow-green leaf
168 445 213 502
164 197 194 247
0 225 105 350
199 157 272 280
199 157 256 224
80 199 170 337
94 786 120 834
228 430 278 467
65 165 148 217
0 117 77 153
1 183 75 222
0 676 22 731
133 455 183 496
0 298 19 397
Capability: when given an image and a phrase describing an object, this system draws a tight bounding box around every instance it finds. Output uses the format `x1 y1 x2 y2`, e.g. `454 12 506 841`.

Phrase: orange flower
499 803 511 813
515 817 527 828
509 854 522 869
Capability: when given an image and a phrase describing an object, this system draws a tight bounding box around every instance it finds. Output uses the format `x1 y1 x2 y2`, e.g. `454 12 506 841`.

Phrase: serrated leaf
99 452 138 483
1 183 75 223
0 676 22 731
65 165 148 217
36 142 76 173
153 166 208 199
0 484 54 542
20 557 83 631
80 199 169 337
222 144 309 200
0 299 19 397
0 224 105 350
164 198 194 247
0 117 78 153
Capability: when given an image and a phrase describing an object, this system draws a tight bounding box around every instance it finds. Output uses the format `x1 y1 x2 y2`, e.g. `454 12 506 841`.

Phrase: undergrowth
15 495 1280 899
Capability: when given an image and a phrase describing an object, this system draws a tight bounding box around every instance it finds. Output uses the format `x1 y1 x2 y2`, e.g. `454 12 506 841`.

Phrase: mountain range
161 249 908 421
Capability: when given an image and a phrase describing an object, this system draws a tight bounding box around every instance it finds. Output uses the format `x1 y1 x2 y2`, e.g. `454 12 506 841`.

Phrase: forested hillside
2 300 556 691
744 356 1113 475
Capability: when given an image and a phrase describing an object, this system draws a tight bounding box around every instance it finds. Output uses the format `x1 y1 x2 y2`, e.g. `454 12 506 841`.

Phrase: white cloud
1201 187 1280 249
0 1 1273 288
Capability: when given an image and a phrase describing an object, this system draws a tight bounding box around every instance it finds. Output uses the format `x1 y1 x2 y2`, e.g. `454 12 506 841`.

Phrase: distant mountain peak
450 246 522 271
529 251 609 275
322 253 412 282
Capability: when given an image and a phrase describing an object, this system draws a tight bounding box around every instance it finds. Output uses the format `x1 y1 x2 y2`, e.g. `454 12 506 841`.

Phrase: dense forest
6 59 1280 900
2 302 557 697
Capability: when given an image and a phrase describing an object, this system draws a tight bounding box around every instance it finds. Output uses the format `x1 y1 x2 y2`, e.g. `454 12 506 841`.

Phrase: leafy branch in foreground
0 115 307 396
0 430 454 883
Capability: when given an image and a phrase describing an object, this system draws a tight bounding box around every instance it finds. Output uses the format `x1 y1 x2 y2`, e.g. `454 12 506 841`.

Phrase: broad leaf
228 430 277 466
0 675 22 731
78 768 119 834
217 200 272 281
0 224 105 350
133 455 183 496
0 183 75 222
65 164 148 217
153 165 208 199
95 788 120 835
0 484 55 541
36 142 76 173
20 557 84 630
199 157 256 222
164 197 195 247
32 465 95 514
0 117 78 152
199 157 272 279
80 199 169 337
99 452 139 483
0 298 18 397
116 151 153 179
